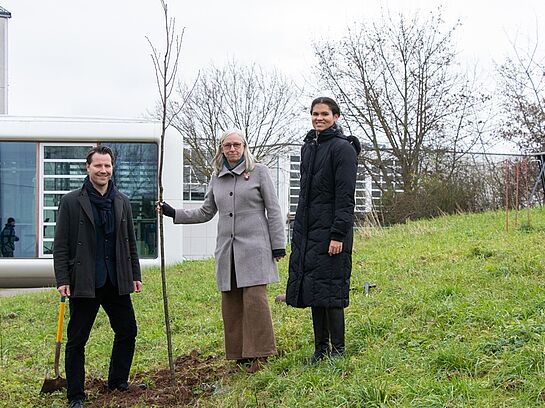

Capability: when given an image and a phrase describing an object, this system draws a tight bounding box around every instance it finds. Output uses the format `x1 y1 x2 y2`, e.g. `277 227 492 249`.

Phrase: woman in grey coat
160 129 286 373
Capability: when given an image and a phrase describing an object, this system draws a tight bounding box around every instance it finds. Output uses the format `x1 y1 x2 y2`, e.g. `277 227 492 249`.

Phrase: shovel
40 296 67 393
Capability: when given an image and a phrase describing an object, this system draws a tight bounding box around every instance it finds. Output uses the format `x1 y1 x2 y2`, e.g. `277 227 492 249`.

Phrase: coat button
229 213 233 217
77 241 82 246
229 192 233 196
77 261 81 265
79 220 83 225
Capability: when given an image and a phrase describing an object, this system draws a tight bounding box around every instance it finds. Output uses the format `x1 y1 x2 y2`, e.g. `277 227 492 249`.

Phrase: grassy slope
2 209 545 407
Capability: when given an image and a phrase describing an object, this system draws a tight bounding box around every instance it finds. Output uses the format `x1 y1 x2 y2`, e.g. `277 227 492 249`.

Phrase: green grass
3 209 545 406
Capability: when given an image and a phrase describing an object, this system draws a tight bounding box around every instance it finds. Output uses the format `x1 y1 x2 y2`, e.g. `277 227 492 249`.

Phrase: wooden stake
523 159 530 227
505 161 509 233
515 161 519 228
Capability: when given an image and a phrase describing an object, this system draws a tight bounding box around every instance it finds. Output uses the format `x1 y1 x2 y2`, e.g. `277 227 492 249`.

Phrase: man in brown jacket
54 146 142 408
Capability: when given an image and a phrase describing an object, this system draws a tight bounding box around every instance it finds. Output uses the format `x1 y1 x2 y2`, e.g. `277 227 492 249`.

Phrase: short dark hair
7 217 15 223
86 146 115 165
310 96 341 116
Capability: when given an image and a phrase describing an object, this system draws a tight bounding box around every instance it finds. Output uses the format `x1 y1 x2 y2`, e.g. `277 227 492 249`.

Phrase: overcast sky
1 0 544 119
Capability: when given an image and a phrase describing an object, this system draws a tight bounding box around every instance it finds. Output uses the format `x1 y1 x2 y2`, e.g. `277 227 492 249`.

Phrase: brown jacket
53 186 141 298
174 163 285 291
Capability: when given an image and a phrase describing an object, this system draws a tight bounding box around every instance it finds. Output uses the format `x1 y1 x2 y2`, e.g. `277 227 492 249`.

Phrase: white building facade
180 146 398 259
0 116 184 286
0 6 11 114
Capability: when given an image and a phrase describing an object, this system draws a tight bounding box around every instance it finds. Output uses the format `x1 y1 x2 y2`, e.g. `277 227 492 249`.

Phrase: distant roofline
0 5 11 18
0 114 161 124
0 115 165 142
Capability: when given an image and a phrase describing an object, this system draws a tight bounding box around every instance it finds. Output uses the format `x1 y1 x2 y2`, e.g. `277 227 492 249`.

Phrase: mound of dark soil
86 349 236 407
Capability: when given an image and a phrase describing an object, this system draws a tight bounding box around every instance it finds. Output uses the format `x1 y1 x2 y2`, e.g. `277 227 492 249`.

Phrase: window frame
39 143 93 258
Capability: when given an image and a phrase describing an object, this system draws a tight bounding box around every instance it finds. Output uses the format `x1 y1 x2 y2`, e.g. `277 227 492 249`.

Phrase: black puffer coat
286 124 359 308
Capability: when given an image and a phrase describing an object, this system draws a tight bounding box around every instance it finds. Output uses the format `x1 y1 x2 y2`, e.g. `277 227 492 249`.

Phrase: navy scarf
223 154 245 171
84 176 116 238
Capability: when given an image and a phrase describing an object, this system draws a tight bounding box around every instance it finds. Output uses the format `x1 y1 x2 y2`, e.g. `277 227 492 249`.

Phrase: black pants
65 279 137 402
311 306 345 355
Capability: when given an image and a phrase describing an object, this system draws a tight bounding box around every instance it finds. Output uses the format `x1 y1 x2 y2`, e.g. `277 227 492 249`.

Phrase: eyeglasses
222 142 243 150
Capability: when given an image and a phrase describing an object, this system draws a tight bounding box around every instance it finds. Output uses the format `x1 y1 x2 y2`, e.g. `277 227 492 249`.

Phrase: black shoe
330 349 345 359
309 349 328 364
108 382 147 392
68 400 84 408
117 382 129 392
108 382 129 392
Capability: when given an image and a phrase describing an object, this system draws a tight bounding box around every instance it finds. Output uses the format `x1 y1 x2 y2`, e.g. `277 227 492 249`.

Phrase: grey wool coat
173 162 286 291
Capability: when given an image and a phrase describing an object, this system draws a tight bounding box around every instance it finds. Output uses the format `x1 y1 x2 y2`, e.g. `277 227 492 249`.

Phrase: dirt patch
86 349 237 407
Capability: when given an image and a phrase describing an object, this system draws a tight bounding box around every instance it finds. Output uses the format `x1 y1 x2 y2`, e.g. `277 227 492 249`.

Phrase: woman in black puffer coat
286 96 360 363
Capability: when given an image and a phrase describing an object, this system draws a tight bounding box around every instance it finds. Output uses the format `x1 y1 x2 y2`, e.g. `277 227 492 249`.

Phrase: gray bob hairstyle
213 129 257 173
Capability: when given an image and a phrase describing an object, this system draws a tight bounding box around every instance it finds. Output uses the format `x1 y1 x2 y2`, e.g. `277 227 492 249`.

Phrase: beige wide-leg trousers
221 283 278 360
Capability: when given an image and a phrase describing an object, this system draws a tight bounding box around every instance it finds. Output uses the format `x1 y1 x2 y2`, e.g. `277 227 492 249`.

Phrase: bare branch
170 61 304 179
313 8 484 193
497 22 545 152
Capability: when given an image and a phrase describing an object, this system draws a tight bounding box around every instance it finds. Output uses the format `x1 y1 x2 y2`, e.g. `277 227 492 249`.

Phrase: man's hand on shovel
57 285 70 297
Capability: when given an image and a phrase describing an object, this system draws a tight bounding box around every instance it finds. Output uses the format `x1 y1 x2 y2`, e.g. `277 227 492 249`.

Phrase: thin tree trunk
148 0 183 386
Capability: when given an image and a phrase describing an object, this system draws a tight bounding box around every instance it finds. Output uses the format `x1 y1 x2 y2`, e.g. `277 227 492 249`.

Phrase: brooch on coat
243 172 250 180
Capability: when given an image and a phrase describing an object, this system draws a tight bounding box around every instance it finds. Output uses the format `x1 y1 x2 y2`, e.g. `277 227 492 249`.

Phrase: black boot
327 307 345 358
310 307 330 363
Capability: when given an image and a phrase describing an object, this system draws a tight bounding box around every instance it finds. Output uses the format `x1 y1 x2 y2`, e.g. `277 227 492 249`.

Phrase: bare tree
147 0 183 386
314 9 485 193
497 26 545 153
421 88 493 182
171 61 304 180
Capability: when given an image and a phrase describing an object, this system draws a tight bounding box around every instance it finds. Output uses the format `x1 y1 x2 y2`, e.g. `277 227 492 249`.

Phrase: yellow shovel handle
55 297 66 343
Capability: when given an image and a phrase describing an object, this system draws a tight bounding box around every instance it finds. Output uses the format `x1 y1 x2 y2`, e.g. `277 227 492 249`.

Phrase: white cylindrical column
0 6 11 115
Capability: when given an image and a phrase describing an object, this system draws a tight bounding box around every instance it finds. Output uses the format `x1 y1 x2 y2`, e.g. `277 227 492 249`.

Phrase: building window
183 148 209 201
288 150 370 214
289 152 301 215
41 143 93 256
0 142 37 258
106 143 158 258
1 141 159 259
354 163 367 213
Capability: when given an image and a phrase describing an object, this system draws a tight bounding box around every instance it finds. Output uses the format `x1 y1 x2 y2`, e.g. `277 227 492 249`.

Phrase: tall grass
2 209 545 406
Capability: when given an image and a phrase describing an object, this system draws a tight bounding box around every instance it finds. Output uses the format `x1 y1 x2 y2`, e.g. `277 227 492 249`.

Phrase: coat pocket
239 247 268 284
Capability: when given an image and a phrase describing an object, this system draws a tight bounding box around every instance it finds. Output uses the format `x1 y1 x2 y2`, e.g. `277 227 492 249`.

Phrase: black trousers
65 279 137 402
311 306 345 355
